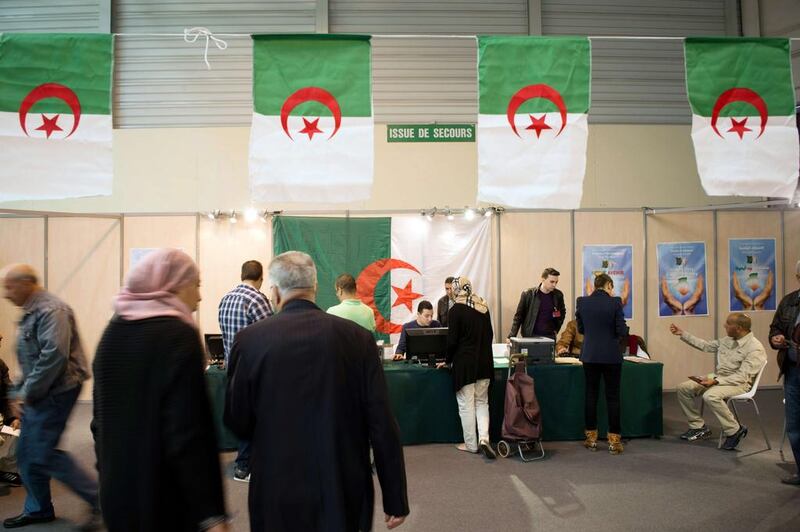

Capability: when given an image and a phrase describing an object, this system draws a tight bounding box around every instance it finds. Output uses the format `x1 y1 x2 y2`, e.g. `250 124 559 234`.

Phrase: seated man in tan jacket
670 313 766 451
556 319 583 357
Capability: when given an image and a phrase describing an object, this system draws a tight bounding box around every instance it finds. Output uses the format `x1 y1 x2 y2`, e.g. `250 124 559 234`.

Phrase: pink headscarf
114 248 199 327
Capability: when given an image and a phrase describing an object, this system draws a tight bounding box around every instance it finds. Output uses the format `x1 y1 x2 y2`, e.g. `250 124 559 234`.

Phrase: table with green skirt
206 360 663 450
384 360 663 445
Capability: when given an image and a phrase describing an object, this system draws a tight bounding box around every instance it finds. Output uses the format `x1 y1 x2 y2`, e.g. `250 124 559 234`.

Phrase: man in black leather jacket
769 260 800 486
508 267 567 340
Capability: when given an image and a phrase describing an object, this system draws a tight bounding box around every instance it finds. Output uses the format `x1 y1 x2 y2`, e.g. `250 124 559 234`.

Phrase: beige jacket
680 331 767 390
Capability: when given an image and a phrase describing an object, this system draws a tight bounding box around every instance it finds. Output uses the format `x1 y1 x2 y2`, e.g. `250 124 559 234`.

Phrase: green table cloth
384 360 663 444
207 360 663 449
206 365 239 450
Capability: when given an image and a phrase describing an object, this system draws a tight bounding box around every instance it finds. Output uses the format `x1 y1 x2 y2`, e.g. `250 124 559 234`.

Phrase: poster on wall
656 242 707 317
582 244 633 319
729 238 777 311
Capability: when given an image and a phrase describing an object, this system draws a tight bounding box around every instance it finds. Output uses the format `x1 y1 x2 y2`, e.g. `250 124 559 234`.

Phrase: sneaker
680 426 711 441
233 466 250 483
721 425 748 451
0 471 22 487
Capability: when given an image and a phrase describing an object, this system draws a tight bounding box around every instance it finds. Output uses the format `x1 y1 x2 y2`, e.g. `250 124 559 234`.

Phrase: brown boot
608 433 624 455
583 429 598 451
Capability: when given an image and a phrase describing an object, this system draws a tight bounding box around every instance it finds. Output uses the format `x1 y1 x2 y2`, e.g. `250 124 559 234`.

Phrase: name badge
552 310 561 318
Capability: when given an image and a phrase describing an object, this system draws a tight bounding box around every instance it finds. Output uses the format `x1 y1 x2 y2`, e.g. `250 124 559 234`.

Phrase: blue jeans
17 386 98 517
235 439 251 471
785 364 800 470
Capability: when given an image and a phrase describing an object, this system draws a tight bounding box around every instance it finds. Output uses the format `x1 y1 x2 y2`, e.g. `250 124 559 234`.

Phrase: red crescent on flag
356 258 421 335
506 84 568 137
18 83 82 138
710 88 768 139
279 87 342 140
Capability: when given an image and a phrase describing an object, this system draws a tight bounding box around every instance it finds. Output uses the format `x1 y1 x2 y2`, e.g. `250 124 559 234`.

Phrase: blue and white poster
657 242 707 317
729 238 777 312
582 244 633 319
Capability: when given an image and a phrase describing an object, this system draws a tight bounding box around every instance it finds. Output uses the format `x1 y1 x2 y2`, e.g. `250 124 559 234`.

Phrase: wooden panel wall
646 212 716 389
0 218 45 379
716 211 783 387
47 217 121 401
499 212 573 340
197 218 272 334
574 211 646 339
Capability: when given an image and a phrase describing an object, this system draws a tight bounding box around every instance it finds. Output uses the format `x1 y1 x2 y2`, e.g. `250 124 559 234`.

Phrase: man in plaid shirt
219 260 273 482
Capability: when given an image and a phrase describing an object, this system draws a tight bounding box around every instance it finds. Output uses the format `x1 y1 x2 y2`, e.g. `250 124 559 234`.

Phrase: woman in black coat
440 276 496 459
92 249 227 532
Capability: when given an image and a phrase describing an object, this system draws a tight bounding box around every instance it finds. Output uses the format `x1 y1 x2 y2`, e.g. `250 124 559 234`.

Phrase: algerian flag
272 215 492 342
0 33 113 201
685 38 799 199
249 35 373 203
477 36 590 209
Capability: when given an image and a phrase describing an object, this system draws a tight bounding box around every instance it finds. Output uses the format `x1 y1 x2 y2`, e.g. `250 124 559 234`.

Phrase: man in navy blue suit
576 273 629 455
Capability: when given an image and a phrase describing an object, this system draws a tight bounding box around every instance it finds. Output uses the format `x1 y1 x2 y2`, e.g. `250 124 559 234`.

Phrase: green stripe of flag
478 36 590 115
685 37 795 117
272 216 390 338
252 34 371 117
0 33 113 115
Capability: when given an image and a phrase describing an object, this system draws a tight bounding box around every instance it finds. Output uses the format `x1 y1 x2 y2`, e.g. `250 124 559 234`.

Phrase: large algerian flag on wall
685 38 799 199
250 35 373 203
0 33 114 201
477 36 590 209
273 215 492 342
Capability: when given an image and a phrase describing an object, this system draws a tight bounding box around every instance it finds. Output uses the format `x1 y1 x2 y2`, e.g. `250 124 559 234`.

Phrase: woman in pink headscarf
92 249 228 532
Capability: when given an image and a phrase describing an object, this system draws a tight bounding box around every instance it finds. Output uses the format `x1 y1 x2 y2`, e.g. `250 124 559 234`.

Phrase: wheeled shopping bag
497 356 545 461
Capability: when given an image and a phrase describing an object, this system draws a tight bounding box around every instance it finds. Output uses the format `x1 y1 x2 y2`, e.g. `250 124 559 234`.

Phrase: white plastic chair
719 362 771 451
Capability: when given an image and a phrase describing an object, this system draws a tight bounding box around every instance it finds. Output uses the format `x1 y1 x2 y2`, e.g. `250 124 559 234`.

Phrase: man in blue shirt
218 260 273 483
393 300 441 360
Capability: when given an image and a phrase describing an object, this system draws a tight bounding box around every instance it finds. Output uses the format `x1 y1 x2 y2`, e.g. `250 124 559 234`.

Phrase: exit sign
387 124 475 143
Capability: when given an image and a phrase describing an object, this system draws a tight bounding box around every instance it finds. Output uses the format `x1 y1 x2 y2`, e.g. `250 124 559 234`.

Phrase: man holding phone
669 313 766 450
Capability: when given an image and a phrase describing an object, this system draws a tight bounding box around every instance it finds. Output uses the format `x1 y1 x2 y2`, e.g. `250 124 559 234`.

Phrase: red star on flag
35 114 63 139
727 117 752 140
525 114 551 138
391 280 423 311
299 117 323 140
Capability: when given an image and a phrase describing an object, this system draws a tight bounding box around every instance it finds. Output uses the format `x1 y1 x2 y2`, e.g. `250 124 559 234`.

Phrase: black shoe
680 426 711 441
479 440 496 460
233 466 250 482
781 475 800 486
721 425 748 450
3 513 56 529
0 472 21 487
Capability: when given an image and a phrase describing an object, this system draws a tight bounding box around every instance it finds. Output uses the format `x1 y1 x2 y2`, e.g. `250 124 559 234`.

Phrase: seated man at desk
394 300 442 360
556 319 583 357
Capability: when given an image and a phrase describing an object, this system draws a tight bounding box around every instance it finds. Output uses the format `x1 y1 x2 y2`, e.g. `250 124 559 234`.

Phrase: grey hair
268 251 317 296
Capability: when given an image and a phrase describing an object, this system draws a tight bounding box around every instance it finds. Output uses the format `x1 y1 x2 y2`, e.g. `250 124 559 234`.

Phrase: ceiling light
244 207 258 223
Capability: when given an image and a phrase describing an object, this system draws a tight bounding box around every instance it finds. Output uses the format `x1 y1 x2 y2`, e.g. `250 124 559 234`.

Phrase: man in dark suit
576 273 628 455
225 251 409 532
436 276 455 327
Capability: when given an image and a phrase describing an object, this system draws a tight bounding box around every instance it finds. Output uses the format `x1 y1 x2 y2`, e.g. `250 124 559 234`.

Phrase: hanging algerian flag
477 36 590 209
273 215 492 342
249 35 373 203
0 33 114 201
685 38 799 199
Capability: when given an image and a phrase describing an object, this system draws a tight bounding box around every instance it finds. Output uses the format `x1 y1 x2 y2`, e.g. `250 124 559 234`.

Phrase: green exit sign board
387 124 475 143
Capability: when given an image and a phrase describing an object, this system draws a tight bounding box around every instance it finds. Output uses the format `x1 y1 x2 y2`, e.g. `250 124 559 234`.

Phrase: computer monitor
406 327 448 363
509 336 555 364
204 334 225 364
